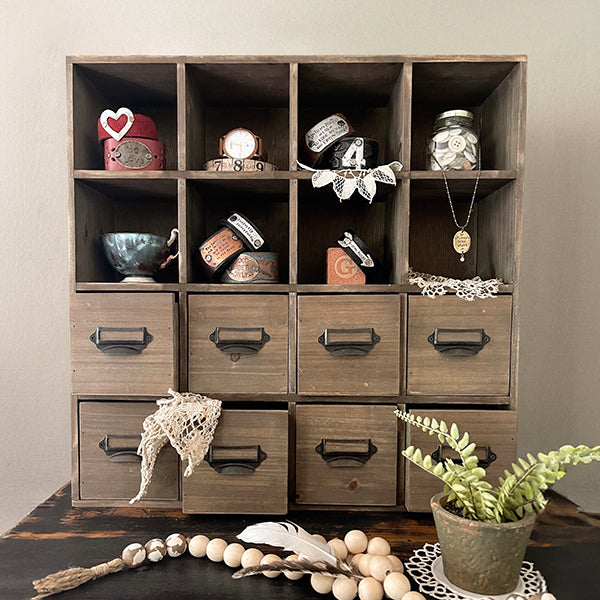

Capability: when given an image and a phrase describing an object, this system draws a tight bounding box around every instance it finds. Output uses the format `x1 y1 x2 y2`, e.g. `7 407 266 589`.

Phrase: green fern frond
395 409 600 523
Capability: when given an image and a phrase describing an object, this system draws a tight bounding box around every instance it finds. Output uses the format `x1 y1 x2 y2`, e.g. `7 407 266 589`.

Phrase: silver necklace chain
431 143 481 231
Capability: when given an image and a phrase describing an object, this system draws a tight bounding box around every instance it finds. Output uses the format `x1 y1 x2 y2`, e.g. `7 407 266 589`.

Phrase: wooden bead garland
145 538 167 562
32 527 554 600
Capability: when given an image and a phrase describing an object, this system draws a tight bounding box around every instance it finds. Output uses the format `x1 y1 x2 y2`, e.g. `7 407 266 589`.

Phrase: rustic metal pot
431 492 536 595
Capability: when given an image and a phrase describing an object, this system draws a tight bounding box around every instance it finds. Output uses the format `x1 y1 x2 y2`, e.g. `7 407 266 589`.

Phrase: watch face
223 129 257 159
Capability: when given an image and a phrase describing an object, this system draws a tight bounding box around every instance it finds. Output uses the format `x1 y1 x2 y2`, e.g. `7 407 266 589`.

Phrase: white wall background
1 0 599 535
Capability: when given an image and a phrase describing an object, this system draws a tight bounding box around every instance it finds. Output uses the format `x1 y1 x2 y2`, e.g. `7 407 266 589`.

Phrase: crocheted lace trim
409 268 503 301
405 543 547 600
298 160 403 202
130 389 222 504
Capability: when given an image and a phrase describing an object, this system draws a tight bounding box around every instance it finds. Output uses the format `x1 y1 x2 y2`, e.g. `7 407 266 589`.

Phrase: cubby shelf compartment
408 178 518 282
73 178 179 285
410 61 525 171
298 62 408 167
185 178 290 284
297 180 403 285
71 62 178 171
185 63 290 171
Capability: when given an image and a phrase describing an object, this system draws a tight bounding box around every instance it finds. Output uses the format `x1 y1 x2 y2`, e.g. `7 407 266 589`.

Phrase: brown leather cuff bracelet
220 213 267 251
198 227 245 280
220 252 279 284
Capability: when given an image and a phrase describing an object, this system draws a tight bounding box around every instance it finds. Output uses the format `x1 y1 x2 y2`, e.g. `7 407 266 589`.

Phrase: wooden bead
121 543 146 568
311 573 335 594
350 553 364 568
400 592 426 600
386 555 404 573
223 543 245 568
260 553 281 578
188 535 210 558
366 537 391 556
144 538 167 563
206 538 228 562
369 556 394 582
382 572 411 600
283 554 304 580
359 553 373 576
329 538 349 559
344 530 368 554
528 596 557 600
332 576 358 600
313 534 327 543
165 533 187 558
358 577 384 600
241 548 264 568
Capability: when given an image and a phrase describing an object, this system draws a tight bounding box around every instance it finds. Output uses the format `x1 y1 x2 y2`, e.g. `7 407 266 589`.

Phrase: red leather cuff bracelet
98 109 159 142
104 138 166 171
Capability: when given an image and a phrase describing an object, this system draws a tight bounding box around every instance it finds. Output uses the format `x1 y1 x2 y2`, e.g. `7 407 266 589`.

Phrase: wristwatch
219 128 266 161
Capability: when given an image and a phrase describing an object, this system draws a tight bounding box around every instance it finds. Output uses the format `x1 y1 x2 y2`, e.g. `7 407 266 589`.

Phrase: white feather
237 521 338 566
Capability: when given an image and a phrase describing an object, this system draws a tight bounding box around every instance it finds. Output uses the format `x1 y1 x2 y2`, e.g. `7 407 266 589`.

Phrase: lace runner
409 268 503 301
298 161 402 202
405 543 547 600
130 389 222 504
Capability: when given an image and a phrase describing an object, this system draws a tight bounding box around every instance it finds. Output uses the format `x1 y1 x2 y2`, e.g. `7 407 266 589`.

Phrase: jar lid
435 109 473 121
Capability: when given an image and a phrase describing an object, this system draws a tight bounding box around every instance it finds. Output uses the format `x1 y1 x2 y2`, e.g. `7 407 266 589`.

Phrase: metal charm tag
100 107 134 141
453 230 471 262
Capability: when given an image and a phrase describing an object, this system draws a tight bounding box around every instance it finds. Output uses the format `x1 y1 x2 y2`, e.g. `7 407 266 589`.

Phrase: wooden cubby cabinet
68 55 526 512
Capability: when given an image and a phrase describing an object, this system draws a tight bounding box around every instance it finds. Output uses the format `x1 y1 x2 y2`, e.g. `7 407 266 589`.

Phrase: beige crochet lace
130 389 222 504
408 268 503 301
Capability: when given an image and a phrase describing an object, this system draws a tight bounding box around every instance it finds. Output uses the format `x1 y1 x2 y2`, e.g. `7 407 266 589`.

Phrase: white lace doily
297 160 402 202
405 543 547 600
408 269 503 301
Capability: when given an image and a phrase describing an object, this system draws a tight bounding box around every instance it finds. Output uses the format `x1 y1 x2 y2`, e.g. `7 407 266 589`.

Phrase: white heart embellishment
100 107 134 141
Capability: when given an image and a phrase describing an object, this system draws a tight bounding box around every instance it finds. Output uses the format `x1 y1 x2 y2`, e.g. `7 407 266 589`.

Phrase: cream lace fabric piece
298 161 403 202
405 543 547 600
130 389 222 504
409 269 503 301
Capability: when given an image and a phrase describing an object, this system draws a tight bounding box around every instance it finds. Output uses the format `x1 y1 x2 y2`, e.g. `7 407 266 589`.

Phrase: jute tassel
32 557 126 599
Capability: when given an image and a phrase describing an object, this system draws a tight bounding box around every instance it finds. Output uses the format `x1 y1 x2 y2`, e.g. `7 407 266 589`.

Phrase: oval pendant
453 230 471 255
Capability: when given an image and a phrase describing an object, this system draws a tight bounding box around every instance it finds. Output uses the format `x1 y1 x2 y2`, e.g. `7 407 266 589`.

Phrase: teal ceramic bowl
102 232 175 282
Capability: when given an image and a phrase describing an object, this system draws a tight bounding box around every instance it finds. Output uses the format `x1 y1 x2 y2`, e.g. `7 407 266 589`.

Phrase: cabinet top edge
66 54 528 65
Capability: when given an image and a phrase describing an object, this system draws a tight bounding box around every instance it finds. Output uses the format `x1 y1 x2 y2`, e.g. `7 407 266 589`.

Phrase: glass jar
427 109 480 171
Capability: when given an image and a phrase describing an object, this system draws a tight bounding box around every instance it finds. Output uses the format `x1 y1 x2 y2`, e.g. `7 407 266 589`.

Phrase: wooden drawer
295 404 397 505
78 401 179 502
188 295 288 394
406 295 512 396
71 293 177 395
297 295 401 396
183 409 288 514
404 409 517 512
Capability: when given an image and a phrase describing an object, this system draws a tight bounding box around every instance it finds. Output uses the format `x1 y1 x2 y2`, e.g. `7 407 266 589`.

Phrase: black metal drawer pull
89 327 153 354
315 438 378 467
431 444 497 469
427 328 490 356
205 445 267 474
209 327 270 355
98 434 141 462
318 328 380 356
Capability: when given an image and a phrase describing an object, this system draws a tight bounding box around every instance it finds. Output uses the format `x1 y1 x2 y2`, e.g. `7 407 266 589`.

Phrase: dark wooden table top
1 485 598 600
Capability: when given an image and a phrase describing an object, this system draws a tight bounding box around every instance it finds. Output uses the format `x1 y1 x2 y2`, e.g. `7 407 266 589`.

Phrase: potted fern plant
395 409 600 595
